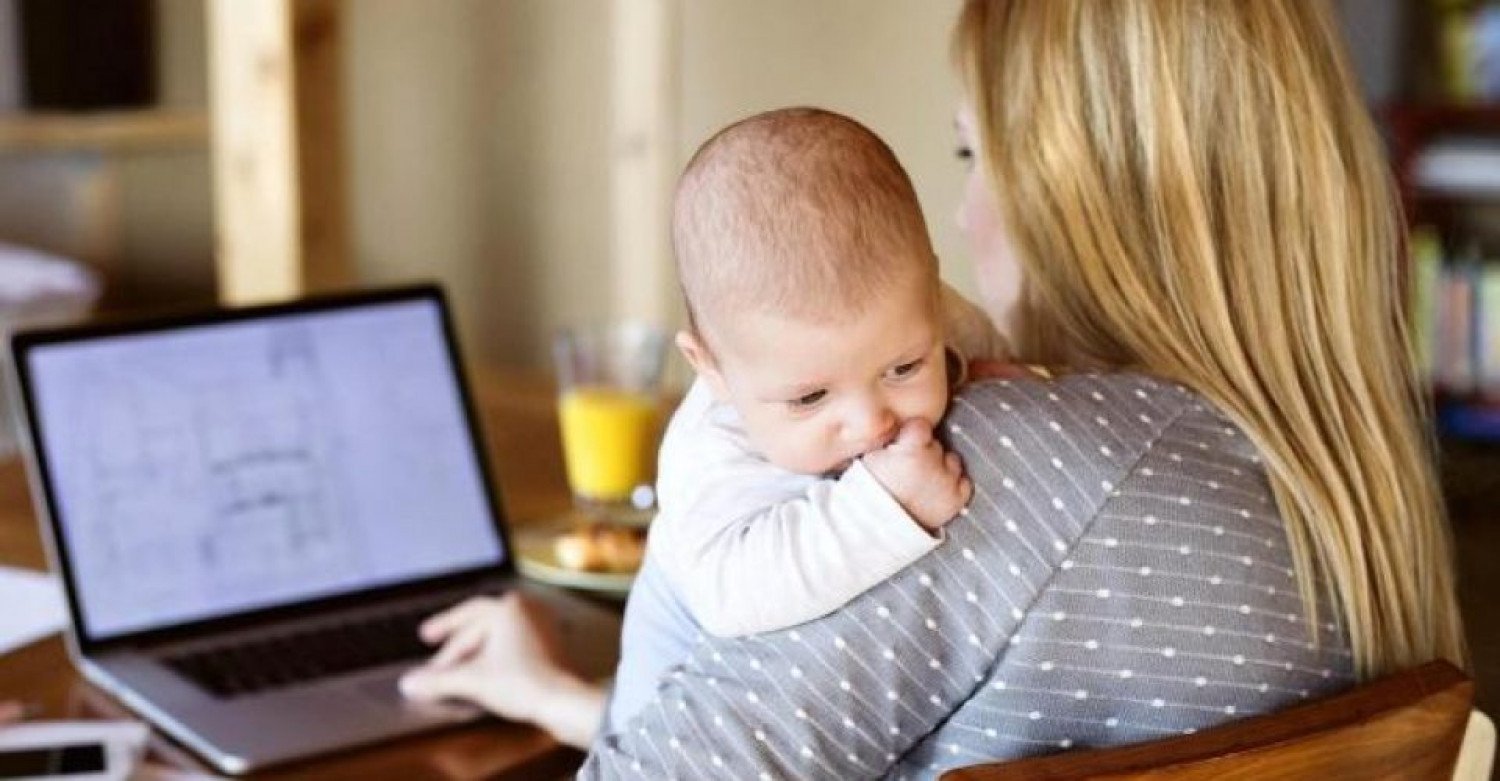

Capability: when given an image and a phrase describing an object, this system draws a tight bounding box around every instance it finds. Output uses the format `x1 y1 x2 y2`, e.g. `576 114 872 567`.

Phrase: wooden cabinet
0 1 351 309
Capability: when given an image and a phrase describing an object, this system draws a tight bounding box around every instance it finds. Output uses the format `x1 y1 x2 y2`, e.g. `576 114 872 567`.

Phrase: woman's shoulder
955 370 1194 415
944 371 1264 515
948 371 1205 451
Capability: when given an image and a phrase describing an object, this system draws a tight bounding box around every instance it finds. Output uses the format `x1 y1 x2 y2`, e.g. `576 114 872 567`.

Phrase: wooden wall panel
208 0 347 305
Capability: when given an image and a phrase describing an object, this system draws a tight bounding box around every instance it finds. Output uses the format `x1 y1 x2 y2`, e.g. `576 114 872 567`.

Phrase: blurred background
0 0 1448 369
0 0 980 371
1 0 1499 702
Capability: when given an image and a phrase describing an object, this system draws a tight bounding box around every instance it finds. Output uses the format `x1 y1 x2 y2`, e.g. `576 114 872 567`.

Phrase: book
1478 264 1500 395
0 0 17 113
1412 138 1500 197
1436 261 1477 394
1411 227 1443 380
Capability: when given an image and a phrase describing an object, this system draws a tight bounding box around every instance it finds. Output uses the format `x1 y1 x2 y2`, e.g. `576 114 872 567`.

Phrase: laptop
8 285 622 775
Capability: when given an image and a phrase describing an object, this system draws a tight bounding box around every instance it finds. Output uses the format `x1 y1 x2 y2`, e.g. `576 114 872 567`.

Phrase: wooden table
0 368 596 780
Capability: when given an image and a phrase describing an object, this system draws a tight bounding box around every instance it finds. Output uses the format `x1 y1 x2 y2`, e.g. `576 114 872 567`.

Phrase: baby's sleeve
652 387 941 638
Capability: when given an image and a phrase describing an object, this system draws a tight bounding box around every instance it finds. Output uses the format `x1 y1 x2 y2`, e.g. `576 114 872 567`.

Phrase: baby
646 107 1007 641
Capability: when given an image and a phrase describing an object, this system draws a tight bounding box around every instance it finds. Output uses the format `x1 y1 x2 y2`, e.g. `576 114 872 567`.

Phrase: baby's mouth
827 457 855 477
830 453 864 475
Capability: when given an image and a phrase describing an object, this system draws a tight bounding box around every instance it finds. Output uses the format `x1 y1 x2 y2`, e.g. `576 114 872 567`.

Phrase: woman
402 0 1466 773
949 0 1465 680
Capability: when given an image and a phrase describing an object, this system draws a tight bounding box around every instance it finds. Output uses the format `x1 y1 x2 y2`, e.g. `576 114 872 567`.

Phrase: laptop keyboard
164 604 440 698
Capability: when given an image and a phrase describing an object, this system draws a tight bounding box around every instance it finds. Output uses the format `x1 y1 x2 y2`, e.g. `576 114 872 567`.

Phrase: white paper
0 565 66 655
0 720 148 781
0 242 101 304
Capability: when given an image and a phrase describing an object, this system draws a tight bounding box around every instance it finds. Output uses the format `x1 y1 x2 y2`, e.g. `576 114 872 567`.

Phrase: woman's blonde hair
954 0 1465 678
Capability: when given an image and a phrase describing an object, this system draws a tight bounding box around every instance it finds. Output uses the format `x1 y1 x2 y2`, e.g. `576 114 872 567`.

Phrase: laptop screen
19 296 508 641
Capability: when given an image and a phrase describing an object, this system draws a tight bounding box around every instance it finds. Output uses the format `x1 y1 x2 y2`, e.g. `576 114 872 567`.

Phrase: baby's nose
849 407 898 449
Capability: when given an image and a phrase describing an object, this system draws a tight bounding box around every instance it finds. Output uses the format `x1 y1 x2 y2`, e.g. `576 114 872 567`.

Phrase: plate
514 529 636 598
569 504 656 529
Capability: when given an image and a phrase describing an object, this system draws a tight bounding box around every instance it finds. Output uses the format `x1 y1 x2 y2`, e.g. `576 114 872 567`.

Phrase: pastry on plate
553 522 647 573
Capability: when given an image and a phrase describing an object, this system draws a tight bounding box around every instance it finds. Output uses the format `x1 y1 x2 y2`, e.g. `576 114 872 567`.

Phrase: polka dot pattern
584 374 1354 780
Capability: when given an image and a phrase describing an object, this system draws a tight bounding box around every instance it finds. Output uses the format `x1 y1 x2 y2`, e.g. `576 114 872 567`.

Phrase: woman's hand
967 359 1053 381
398 593 607 749
0 700 29 725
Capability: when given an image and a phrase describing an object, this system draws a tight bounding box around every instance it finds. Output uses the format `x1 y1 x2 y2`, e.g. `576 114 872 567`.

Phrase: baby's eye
954 145 974 163
889 359 925 380
789 389 827 409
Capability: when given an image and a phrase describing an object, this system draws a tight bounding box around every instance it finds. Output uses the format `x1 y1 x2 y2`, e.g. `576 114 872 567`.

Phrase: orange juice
558 387 661 503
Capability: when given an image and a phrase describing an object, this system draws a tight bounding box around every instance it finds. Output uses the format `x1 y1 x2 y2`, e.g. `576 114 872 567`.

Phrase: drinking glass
552 322 668 522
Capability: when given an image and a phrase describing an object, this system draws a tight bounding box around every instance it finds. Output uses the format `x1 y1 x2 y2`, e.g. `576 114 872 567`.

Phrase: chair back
941 660 1472 781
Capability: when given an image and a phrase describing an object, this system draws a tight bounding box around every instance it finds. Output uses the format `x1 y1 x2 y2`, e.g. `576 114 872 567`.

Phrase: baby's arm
653 457 935 638
653 402 967 638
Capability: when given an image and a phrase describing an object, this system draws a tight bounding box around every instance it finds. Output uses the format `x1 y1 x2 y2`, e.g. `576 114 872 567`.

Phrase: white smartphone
0 743 107 778
0 721 147 781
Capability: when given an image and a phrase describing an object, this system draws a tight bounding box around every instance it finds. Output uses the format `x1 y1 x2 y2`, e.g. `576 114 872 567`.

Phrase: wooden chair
942 660 1490 781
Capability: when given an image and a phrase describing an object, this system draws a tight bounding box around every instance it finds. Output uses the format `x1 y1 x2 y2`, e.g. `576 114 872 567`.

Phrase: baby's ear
675 330 730 402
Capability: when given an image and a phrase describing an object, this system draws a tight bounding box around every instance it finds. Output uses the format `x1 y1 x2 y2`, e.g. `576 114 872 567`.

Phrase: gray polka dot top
581 372 1355 780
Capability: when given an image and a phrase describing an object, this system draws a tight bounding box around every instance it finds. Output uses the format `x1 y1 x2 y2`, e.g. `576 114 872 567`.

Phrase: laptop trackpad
356 671 482 722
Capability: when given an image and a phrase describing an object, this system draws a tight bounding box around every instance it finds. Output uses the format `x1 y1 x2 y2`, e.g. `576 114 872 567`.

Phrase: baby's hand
861 418 973 533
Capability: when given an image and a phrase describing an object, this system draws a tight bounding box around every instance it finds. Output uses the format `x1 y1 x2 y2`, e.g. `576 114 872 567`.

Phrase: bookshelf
1386 102 1500 442
0 109 208 154
0 0 351 309
1374 0 1500 443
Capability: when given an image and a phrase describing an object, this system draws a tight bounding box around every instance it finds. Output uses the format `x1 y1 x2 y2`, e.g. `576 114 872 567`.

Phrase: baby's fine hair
672 107 936 346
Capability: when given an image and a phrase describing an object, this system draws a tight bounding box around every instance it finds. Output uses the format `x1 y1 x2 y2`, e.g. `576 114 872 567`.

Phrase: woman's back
893 373 1352 777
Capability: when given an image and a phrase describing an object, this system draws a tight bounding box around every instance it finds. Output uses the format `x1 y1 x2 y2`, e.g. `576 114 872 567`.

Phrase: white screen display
25 298 506 639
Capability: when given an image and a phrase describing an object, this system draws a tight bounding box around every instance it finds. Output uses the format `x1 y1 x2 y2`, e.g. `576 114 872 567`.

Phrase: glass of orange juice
552 322 668 522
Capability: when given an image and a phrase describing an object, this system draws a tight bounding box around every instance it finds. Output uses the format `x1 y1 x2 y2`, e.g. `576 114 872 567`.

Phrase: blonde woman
406 1 1466 775
949 0 1465 684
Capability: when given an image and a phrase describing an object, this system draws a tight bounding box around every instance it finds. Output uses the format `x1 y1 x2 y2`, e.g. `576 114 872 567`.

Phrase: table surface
0 367 598 780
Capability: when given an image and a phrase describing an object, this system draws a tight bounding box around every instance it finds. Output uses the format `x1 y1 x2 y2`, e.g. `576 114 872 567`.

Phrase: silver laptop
8 285 621 775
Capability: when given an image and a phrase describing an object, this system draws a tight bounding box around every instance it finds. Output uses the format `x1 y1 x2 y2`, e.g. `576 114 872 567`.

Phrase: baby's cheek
932 396 952 429
921 378 952 426
759 430 832 475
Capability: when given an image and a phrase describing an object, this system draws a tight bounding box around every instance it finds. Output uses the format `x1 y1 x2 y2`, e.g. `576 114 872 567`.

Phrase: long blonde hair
954 0 1465 678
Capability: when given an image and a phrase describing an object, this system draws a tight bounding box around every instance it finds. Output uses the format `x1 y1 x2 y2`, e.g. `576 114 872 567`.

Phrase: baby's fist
862 419 973 532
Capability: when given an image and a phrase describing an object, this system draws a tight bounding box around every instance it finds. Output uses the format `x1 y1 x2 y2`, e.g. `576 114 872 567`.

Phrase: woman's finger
420 596 498 644
428 622 489 669
399 664 482 704
968 360 1052 381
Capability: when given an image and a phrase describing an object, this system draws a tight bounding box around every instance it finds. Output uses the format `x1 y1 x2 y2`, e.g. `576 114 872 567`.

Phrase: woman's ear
676 330 731 402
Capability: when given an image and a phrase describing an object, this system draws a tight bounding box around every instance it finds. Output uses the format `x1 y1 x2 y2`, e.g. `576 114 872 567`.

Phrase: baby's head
673 107 950 475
